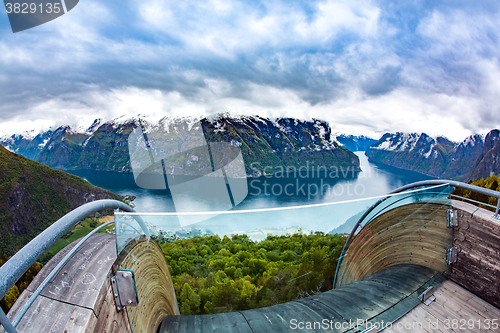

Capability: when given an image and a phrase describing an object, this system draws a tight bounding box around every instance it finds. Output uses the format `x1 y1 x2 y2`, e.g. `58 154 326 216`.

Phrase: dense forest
156 232 346 315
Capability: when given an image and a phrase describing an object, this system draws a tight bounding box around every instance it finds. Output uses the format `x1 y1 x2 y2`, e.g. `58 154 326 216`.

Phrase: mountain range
1 115 361 177
366 130 499 180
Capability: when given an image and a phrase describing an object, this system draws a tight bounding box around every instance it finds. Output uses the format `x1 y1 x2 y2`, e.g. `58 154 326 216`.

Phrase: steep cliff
468 130 500 180
0 145 123 256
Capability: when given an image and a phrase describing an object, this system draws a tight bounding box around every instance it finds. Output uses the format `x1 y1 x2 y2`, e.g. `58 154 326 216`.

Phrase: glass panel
115 184 451 259
357 184 452 230
115 196 383 256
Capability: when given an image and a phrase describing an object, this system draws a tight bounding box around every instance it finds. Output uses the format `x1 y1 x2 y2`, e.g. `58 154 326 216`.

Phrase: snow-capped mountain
0 115 360 176
365 132 487 180
1 129 54 160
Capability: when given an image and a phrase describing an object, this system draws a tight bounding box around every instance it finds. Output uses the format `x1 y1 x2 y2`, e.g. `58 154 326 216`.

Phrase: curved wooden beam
116 236 179 332
335 202 451 288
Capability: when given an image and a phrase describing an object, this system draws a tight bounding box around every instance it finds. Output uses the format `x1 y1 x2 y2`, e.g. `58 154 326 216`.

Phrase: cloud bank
0 0 499 141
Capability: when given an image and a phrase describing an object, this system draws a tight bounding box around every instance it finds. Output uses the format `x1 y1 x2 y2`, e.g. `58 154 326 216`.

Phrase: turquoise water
68 152 432 213
69 152 433 238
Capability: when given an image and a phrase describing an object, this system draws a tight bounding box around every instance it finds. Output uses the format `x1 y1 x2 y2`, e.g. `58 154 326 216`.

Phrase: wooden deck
383 280 500 333
1 233 131 333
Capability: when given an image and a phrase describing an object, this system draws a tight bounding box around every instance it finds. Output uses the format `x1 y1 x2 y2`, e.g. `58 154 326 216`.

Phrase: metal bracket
446 247 459 265
420 286 436 305
493 200 500 220
111 269 139 311
447 209 458 227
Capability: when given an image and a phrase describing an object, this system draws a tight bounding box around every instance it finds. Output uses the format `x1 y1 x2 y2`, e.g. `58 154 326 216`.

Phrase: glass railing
114 183 452 328
115 184 451 256
355 184 451 231
115 197 382 255
115 185 451 266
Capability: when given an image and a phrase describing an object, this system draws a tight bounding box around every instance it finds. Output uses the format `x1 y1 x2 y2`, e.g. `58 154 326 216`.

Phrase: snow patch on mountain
214 122 226 133
459 134 484 148
41 138 51 148
85 118 102 135
423 143 435 158
373 133 436 155
156 116 200 134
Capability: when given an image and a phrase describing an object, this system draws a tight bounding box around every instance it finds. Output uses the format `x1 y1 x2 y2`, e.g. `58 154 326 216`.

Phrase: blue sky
0 0 499 141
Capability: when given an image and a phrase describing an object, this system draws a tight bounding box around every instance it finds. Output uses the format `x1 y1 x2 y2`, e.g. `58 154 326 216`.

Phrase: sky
0 0 499 141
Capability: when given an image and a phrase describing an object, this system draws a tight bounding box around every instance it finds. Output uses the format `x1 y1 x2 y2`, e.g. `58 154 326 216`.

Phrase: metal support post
0 308 18 333
494 199 500 219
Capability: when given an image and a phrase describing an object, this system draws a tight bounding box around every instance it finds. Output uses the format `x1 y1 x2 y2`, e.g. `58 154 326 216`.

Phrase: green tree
163 232 346 315
1 285 20 312
178 283 201 315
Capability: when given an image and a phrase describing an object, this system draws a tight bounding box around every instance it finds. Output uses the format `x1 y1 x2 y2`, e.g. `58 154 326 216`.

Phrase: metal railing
333 179 500 288
450 194 498 210
392 180 500 219
0 199 149 333
11 221 115 328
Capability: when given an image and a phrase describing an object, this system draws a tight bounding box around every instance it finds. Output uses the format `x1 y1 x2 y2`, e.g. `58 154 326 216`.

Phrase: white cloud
300 0 379 40
2 81 495 143
0 0 499 143
417 9 499 51
134 0 381 56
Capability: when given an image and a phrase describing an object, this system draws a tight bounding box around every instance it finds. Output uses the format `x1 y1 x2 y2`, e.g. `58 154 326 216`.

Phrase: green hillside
0 145 122 256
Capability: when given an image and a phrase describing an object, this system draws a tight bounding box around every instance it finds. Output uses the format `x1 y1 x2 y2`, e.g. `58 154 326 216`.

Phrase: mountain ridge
365 131 495 180
3 116 498 181
1 115 362 177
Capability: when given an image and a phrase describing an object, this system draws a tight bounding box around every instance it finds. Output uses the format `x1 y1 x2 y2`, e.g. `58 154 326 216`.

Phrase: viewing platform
1 181 500 332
